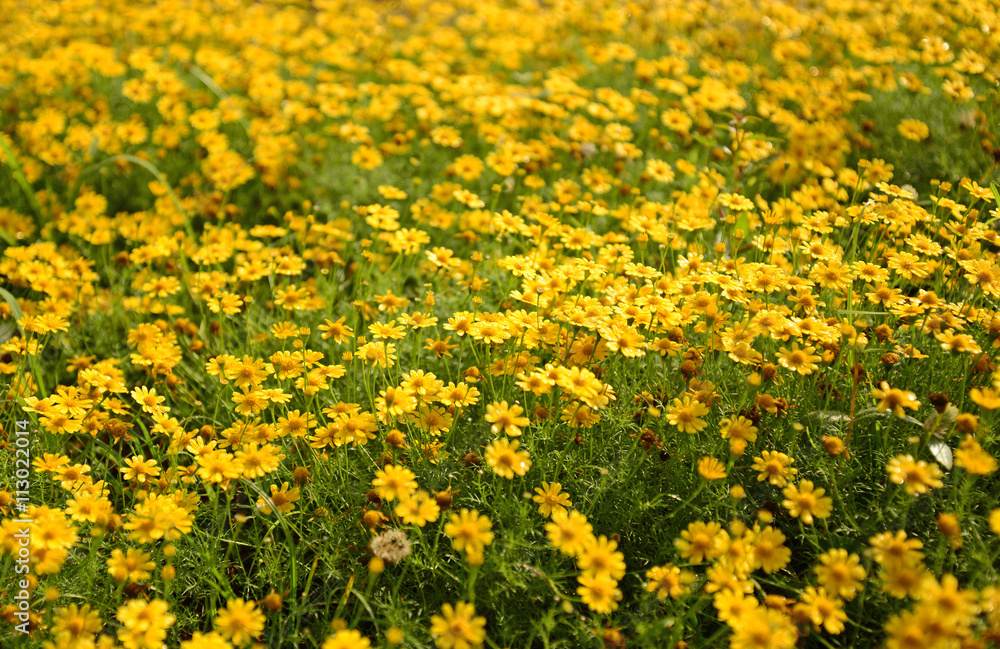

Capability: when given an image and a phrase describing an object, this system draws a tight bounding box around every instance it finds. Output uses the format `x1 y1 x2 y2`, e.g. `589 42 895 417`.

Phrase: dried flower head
369 529 412 563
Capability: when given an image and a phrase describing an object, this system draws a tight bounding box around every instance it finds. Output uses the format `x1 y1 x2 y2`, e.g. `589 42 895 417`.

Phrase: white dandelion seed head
369 528 412 563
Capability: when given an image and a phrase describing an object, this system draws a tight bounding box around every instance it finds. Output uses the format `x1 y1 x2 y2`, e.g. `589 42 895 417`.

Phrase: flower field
2 0 1000 647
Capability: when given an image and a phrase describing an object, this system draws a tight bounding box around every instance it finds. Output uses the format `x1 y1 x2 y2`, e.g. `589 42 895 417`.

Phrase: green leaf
0 286 25 336
987 182 1000 224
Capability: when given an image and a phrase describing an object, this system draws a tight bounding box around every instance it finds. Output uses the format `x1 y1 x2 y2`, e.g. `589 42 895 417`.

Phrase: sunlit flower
483 438 532 479
781 480 834 524
667 396 710 434
484 401 529 436
697 456 727 480
776 344 821 375
871 382 920 418
532 482 572 518
215 599 265 646
814 548 866 600
645 564 696 599
576 574 622 613
675 521 725 564
886 455 944 496
430 601 486 649
444 509 494 555
752 451 797 487
372 465 418 502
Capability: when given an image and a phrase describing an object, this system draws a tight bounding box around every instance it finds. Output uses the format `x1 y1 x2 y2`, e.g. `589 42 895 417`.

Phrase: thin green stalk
0 136 44 228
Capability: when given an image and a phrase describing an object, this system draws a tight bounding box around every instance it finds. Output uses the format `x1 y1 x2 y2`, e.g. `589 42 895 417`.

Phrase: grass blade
0 286 25 337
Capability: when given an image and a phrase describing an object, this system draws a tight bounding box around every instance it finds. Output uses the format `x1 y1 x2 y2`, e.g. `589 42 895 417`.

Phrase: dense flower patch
1 0 1000 647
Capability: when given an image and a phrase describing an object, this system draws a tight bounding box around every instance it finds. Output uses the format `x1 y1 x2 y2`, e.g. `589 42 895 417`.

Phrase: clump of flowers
1 0 1000 646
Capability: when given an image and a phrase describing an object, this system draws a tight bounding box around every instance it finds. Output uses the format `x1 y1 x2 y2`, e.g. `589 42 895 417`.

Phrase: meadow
1 0 1000 647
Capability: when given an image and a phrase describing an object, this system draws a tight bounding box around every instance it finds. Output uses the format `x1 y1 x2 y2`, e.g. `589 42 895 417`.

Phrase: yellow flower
319 317 354 343
256 482 300 515
751 451 797 487
439 382 480 408
697 456 727 480
814 549 866 600
52 604 102 646
232 388 269 416
666 396 710 434
236 442 285 478
795 587 847 634
645 158 675 183
577 535 626 579
121 456 160 483
131 385 168 415
322 629 372 649
224 355 273 389
395 490 441 527
897 118 930 141
352 145 384 171
937 513 962 549
483 438 532 479
425 336 460 358
719 416 758 455
545 510 593 557
936 330 981 354
429 602 486 649
880 561 928 599
729 608 796 649
369 319 406 340
377 184 407 200
107 547 155 583
117 599 175 649
781 480 833 525
532 482 572 518
660 108 692 133
484 400 530 436
871 382 920 418
970 387 1000 409
196 450 241 486
385 627 405 646
576 574 622 613
214 599 265 646
869 530 924 569
371 465 418 502
886 455 944 496
713 589 758 624
645 564 696 599
674 521 725 564
954 435 997 475
776 343 821 375
989 509 1000 536
751 526 791 573
444 509 494 555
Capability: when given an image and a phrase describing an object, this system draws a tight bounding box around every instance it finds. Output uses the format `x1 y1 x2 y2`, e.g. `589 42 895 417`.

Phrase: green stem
0 136 44 228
